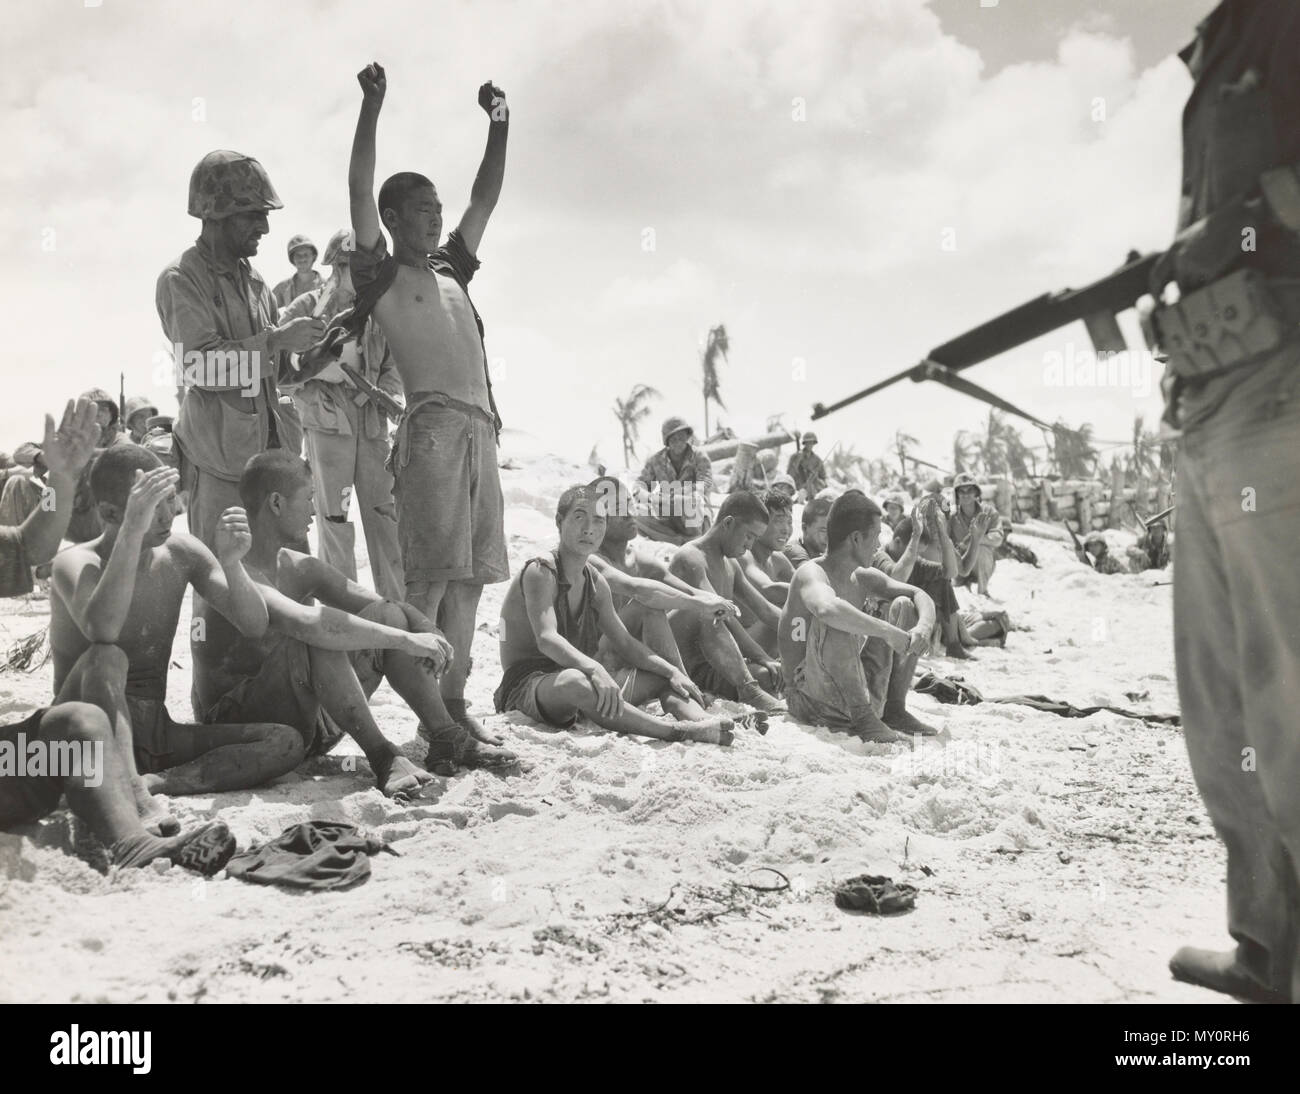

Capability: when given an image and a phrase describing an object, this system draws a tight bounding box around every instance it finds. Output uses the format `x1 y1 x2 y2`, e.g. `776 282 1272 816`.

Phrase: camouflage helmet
884 492 908 511
1083 531 1108 551
952 471 982 498
80 388 120 426
322 228 354 267
285 233 317 263
187 150 284 220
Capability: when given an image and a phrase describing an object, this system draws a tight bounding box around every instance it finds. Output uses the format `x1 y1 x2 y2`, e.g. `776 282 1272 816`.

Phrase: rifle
812 251 1160 424
338 362 404 421
119 372 126 434
1063 520 1093 568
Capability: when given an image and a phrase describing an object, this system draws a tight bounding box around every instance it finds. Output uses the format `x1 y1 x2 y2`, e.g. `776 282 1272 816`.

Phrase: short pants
390 393 509 586
495 669 579 728
0 708 61 826
198 637 353 757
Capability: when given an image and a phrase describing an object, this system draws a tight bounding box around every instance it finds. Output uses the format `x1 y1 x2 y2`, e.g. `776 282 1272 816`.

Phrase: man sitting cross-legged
495 482 737 745
51 450 296 832
194 451 518 788
779 490 935 744
667 491 786 712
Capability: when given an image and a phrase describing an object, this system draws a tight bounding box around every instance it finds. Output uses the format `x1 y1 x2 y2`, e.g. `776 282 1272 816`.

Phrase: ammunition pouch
1154 269 1300 380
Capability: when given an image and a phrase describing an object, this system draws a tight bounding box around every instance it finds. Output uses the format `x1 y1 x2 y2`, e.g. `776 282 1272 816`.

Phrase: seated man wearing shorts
495 483 738 745
779 491 934 744
587 475 740 679
3 400 234 873
667 492 786 712
193 451 517 779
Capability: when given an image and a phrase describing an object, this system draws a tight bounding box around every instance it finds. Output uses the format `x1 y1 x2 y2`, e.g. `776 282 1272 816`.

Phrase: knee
262 723 306 770
40 702 112 744
80 642 129 677
554 669 593 704
890 597 918 629
362 599 407 629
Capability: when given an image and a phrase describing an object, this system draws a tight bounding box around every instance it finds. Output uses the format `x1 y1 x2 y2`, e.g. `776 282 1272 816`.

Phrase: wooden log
700 430 795 462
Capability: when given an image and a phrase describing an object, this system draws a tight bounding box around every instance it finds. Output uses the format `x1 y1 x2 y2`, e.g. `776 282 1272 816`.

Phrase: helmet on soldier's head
885 492 908 511
1083 531 1108 552
285 234 317 263
187 151 284 220
661 416 693 444
80 388 120 426
953 472 982 498
322 228 354 267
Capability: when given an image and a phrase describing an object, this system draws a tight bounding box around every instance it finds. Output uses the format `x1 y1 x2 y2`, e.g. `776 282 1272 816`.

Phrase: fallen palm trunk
700 430 795 462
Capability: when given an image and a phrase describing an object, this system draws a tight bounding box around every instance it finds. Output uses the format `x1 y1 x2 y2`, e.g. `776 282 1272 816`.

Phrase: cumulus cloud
1 0 1194 470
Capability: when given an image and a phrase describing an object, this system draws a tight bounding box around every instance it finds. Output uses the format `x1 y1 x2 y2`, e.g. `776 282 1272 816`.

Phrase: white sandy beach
0 433 1221 1004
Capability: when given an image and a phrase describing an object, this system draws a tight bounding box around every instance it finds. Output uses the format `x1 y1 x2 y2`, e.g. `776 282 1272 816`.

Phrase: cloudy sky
2 0 1206 472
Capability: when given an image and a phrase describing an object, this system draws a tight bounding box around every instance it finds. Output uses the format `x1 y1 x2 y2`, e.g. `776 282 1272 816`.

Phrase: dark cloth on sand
226 821 393 891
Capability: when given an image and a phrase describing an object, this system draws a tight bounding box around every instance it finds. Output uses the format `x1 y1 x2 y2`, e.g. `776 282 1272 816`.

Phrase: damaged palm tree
701 324 729 440
612 383 661 468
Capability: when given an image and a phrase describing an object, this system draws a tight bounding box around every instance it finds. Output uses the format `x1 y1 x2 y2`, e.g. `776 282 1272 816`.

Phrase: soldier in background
786 431 827 499
272 233 324 309
277 228 405 600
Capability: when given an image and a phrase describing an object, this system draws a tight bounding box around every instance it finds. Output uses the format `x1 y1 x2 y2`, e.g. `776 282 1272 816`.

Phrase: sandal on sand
424 724 518 773
834 874 918 915
176 822 237 877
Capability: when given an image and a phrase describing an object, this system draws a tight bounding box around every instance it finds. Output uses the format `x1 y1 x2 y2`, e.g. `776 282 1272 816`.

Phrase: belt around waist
405 391 495 426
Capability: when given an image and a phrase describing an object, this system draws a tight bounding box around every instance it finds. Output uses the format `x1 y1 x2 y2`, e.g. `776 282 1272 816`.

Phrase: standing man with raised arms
346 63 511 758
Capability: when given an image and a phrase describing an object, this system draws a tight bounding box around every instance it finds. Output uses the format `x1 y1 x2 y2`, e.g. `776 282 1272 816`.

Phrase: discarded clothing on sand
225 821 395 891
912 673 1180 725
834 874 918 915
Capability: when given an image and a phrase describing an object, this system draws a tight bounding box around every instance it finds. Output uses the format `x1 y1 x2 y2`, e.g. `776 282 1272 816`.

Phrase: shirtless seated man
667 491 785 712
2 400 234 874
779 491 935 743
495 482 738 745
51 446 295 830
53 446 449 806
737 489 794 654
194 451 517 781
586 476 741 678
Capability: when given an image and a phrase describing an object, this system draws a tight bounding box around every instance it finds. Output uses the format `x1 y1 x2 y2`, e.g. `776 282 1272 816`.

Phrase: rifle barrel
812 252 1160 421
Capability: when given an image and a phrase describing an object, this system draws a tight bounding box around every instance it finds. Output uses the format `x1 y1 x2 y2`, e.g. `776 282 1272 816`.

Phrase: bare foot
444 698 505 746
371 752 435 800
134 779 179 836
945 644 976 661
